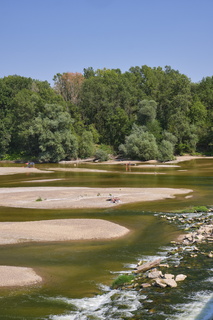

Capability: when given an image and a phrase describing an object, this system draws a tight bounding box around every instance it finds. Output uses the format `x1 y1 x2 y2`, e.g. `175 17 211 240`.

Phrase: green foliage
119 125 158 161
29 104 78 162
1 67 213 162
177 206 209 213
78 131 95 159
111 274 135 289
137 100 157 125
158 140 175 162
35 197 43 202
95 149 109 162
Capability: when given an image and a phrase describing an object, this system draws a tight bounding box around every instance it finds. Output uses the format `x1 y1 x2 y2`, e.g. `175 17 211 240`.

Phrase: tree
53 72 84 105
137 100 157 125
119 125 158 161
158 140 174 162
29 104 78 162
78 131 95 159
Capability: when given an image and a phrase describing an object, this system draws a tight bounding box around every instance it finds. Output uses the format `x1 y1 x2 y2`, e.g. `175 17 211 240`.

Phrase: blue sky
1 0 213 85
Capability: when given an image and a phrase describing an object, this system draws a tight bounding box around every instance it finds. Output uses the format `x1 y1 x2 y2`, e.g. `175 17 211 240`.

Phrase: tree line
0 65 212 162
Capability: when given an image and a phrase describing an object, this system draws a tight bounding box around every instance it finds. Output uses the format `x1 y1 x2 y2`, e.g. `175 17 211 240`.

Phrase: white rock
175 274 187 282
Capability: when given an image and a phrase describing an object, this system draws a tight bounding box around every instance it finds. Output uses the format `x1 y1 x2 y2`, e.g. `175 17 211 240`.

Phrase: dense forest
0 65 213 162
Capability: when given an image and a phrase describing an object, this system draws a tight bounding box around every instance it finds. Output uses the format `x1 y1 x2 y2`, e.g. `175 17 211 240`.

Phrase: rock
147 270 163 279
195 234 204 241
135 258 161 274
163 278 177 287
141 283 151 288
207 252 213 258
154 277 177 288
193 246 199 251
163 273 174 279
154 279 167 288
175 274 187 282
159 263 169 268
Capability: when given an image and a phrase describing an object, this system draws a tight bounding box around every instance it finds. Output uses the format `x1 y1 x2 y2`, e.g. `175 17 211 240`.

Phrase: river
0 159 212 319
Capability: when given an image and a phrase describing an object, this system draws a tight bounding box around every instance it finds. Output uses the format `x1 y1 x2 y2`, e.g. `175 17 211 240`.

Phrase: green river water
0 159 212 320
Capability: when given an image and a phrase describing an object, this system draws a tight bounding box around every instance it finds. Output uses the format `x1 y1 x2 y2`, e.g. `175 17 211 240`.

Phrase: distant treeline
0 65 212 162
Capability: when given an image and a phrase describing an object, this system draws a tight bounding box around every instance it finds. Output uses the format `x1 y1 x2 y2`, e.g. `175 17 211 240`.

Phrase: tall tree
53 72 84 105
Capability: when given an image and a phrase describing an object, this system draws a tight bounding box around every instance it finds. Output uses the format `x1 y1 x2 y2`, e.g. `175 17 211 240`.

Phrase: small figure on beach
25 162 35 168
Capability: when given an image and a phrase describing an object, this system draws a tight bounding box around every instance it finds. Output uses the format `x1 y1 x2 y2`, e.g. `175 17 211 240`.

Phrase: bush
95 149 109 161
119 125 158 161
177 206 209 213
111 274 135 289
158 140 175 162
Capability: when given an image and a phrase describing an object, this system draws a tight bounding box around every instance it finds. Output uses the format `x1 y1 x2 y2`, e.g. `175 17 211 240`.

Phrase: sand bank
166 155 213 164
0 167 52 175
0 187 192 209
0 218 129 244
0 266 42 287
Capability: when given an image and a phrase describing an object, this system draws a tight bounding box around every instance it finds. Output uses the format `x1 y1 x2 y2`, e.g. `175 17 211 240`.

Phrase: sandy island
0 218 129 287
0 218 130 245
0 167 53 175
0 186 192 209
0 266 42 287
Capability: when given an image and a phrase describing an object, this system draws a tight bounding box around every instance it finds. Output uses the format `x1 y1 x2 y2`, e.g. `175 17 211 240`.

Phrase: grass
174 205 209 213
111 274 135 289
35 196 43 202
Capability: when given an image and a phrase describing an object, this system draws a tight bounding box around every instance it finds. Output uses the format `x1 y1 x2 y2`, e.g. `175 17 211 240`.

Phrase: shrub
95 149 109 162
111 274 135 289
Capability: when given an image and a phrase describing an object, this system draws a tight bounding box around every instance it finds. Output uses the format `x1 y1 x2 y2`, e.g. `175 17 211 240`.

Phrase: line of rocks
132 258 187 289
116 208 212 293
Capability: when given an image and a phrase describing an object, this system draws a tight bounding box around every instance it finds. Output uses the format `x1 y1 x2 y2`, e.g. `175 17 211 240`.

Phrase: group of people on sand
25 161 35 168
110 197 120 203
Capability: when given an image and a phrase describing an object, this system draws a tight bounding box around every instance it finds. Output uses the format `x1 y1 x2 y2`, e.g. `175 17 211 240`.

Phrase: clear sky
1 0 213 85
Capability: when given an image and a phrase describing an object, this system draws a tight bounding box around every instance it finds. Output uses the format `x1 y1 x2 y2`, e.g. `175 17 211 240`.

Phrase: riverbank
0 186 192 209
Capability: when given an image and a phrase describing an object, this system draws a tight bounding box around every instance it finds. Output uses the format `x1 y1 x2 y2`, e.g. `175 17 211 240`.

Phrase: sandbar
0 266 42 287
0 167 52 175
0 218 129 244
0 187 192 209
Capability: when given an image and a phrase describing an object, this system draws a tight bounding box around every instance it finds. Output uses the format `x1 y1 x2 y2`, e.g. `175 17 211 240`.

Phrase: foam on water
50 286 144 320
169 291 213 320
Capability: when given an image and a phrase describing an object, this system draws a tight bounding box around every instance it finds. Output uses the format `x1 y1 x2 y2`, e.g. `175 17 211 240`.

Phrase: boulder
163 278 177 288
154 279 167 288
175 274 187 282
155 278 177 288
147 270 163 279
141 283 151 288
164 273 174 279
